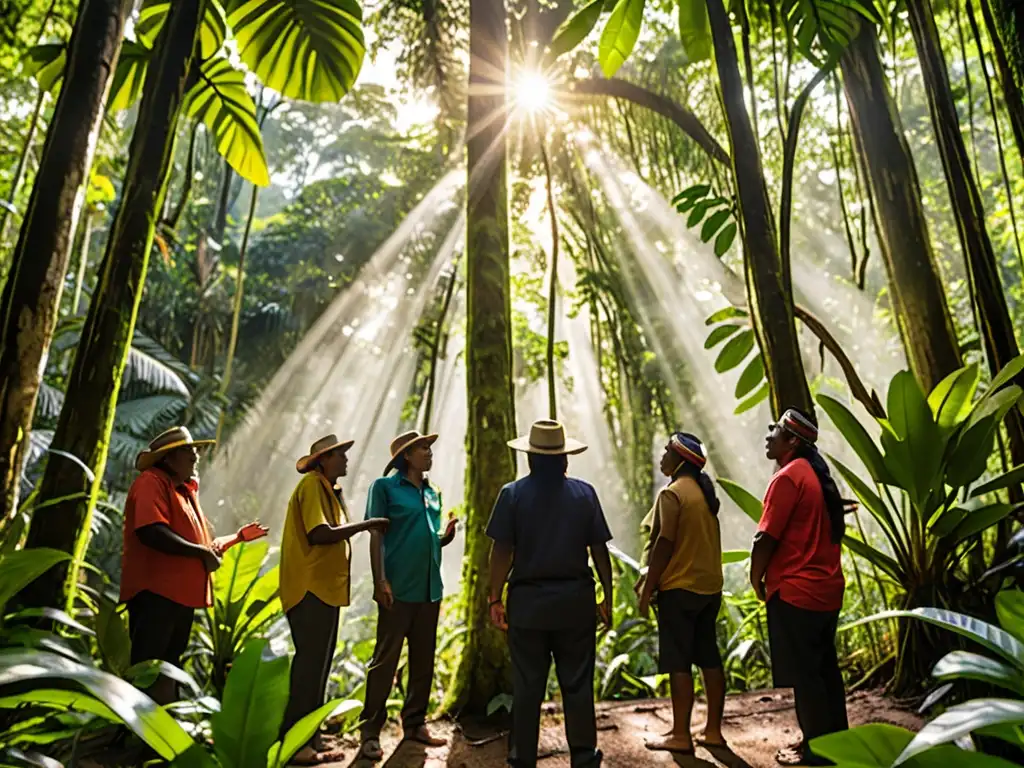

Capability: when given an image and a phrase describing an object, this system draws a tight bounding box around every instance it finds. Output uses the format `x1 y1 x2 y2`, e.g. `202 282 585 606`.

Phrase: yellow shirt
643 475 723 595
280 472 351 613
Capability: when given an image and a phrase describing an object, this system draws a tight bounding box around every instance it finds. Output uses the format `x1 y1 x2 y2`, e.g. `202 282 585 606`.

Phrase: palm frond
34 382 65 422
114 394 189 436
124 333 192 396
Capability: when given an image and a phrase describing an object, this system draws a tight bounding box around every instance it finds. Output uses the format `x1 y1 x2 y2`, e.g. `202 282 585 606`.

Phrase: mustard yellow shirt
642 475 723 595
280 471 351 613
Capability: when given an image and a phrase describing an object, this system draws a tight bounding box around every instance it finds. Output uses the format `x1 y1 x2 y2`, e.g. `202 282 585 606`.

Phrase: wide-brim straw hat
384 430 438 475
135 426 215 471
508 419 587 456
296 434 355 474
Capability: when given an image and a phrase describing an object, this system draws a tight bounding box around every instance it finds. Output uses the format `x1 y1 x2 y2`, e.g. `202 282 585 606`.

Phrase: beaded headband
670 433 707 469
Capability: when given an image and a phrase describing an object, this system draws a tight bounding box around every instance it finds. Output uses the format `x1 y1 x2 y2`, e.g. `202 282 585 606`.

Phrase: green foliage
677 0 712 63
702 306 770 414
0 548 69 612
782 0 884 65
598 0 646 77
548 0 607 62
672 183 738 257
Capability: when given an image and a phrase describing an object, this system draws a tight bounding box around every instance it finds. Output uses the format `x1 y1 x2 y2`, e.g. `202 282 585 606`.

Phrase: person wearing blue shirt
487 420 615 768
358 430 457 761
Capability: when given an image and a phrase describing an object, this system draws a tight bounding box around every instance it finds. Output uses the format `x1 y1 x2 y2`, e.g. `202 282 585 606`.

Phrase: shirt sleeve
131 474 173 530
653 488 682 543
299 476 331 534
485 485 515 544
759 472 800 539
588 486 613 546
364 478 389 521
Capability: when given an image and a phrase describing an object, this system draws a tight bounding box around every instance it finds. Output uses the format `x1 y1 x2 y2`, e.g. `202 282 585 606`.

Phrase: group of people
119 405 849 767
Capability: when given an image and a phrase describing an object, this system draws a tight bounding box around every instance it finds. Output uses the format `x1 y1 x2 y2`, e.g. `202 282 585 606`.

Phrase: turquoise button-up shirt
364 472 444 603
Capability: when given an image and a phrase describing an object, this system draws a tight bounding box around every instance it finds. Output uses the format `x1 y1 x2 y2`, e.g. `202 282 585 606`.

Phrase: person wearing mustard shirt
637 432 727 756
120 427 267 706
750 408 848 767
279 435 389 765
358 430 457 762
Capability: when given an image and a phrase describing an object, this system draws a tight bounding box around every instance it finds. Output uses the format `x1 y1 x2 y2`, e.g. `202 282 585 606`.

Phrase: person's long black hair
787 408 846 544
671 432 721 516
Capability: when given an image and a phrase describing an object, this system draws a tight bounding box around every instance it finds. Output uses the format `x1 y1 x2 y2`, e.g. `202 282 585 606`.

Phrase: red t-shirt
759 458 844 612
120 468 213 608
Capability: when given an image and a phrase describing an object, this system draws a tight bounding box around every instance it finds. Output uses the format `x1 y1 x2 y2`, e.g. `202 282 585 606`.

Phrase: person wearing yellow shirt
637 432 727 756
279 435 389 765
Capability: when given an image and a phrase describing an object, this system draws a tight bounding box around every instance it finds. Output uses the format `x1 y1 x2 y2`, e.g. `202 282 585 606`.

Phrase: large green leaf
95 598 131 676
812 722 1018 768
947 503 1020 546
831 457 904 561
782 0 882 65
229 0 366 103
269 699 361 768
887 370 944 503
135 0 228 59
22 44 65 92
947 415 1001 489
842 535 902 581
0 549 70 613
972 463 1024 499
817 394 891 484
108 40 153 112
704 324 742 349
212 640 288 768
928 363 980 430
996 590 1024 644
677 0 711 63
721 550 750 564
0 688 120 722
714 329 754 373
716 478 762 524
734 354 765 399
214 540 269 607
734 381 770 414
932 650 1024 696
185 56 270 186
0 649 195 760
981 353 1024 400
547 0 605 61
895 699 1024 765
598 0 645 77
705 306 747 325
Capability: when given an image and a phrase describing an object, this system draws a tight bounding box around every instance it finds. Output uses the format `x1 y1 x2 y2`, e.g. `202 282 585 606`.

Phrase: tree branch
570 77 731 166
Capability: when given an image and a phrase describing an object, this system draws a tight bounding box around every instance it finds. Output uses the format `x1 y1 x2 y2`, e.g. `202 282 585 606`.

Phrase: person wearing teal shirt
359 430 457 761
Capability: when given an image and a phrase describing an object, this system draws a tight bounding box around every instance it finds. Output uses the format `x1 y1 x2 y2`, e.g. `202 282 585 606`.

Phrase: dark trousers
767 595 849 753
126 590 195 667
281 592 340 747
507 621 602 768
360 600 440 738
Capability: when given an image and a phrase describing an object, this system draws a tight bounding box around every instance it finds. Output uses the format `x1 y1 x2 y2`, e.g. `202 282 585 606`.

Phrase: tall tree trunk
706 0 812 418
840 24 963 391
906 0 1024 492
22 0 204 610
983 0 1024 158
446 0 516 714
0 0 130 528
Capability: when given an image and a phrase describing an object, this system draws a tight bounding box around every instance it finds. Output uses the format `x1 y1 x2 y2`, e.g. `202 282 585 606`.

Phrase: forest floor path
322 688 920 768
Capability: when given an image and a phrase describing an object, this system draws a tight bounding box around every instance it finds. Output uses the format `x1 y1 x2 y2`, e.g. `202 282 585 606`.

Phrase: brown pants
360 600 440 738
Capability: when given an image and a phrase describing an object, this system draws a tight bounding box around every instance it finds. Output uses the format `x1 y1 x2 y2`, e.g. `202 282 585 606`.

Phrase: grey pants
280 592 340 747
360 600 440 738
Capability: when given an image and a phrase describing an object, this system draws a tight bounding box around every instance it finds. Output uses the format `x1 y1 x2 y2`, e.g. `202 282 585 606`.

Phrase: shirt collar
397 470 431 490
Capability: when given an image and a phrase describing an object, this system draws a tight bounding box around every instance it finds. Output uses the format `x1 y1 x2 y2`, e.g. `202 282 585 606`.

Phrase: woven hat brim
135 438 215 471
296 439 355 474
384 434 438 475
507 435 588 456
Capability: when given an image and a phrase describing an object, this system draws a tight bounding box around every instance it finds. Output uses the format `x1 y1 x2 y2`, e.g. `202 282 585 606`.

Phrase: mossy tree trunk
706 0 812 418
0 0 131 528
982 0 1024 157
446 0 516 714
22 0 205 610
905 0 1024 492
840 24 963 391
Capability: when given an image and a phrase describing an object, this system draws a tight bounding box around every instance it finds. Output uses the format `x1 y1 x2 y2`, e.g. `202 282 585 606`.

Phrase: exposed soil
320 688 922 768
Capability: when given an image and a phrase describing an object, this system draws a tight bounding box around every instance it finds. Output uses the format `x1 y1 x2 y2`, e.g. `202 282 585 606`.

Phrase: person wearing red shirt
750 408 848 767
121 427 267 704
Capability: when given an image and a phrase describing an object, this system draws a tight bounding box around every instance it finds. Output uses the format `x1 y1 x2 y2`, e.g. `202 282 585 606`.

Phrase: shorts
126 589 195 667
656 589 723 673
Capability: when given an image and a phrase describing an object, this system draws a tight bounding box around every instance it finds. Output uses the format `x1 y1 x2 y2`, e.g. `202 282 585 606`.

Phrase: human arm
369 528 392 609
488 541 514 630
590 541 614 628
638 489 681 616
212 522 270 553
440 515 457 547
136 523 221 571
749 473 796 600
749 532 778 600
307 518 389 545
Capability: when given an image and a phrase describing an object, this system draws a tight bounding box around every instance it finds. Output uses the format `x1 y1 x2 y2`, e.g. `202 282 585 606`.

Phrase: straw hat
135 426 215 471
296 434 355 474
384 430 438 475
508 420 587 456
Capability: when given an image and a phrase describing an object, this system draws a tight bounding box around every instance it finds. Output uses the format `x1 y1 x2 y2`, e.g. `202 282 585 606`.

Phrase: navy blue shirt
486 473 613 629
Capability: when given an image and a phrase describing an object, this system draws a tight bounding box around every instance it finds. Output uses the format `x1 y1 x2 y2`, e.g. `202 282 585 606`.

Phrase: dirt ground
320 688 922 768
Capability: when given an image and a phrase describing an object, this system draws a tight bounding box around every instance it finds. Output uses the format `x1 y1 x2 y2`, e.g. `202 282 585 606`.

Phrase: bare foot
404 725 447 747
645 733 694 754
289 746 320 765
698 729 729 748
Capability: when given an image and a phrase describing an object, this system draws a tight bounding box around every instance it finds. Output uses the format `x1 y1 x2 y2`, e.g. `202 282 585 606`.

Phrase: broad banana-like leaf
946 503 1021 547
21 43 65 92
0 649 195 760
211 639 288 768
716 478 762 525
677 0 711 63
817 394 891 485
928 363 980 430
972 464 1024 499
0 688 120 722
185 55 270 186
598 0 645 77
95 598 131 676
108 40 154 112
811 721 1018 767
229 0 366 103
0 549 70 613
980 353 1024 402
135 0 228 59
269 699 360 768
996 590 1024 644
214 540 269 608
932 650 1024 696
895 698 1024 765
547 0 605 62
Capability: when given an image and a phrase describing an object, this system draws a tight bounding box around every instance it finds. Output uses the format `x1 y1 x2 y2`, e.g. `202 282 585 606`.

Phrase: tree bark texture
983 0 1024 158
445 0 517 714
706 0 812 418
840 24 963 391
22 0 205 610
0 0 130 527
906 0 1024 490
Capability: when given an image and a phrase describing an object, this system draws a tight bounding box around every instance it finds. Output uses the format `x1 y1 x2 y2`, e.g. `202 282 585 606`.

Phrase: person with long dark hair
637 432 727 755
751 408 848 766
